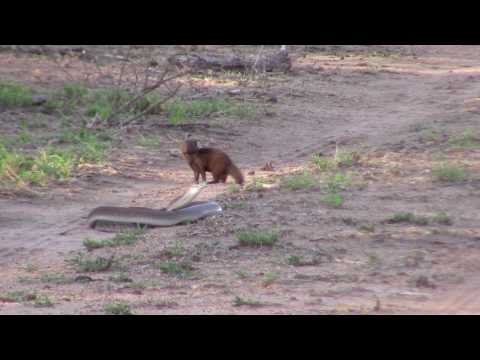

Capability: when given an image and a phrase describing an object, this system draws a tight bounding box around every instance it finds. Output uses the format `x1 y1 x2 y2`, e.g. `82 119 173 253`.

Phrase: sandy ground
0 45 479 314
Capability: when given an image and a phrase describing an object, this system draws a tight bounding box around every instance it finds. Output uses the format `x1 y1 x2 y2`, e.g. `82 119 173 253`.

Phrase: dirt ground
0 45 479 314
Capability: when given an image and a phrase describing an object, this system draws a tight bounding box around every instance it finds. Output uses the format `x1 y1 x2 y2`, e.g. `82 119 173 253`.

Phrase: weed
262 272 278 287
155 261 194 277
321 192 344 208
233 296 264 307
432 212 453 225
0 82 34 107
237 230 278 247
66 254 115 273
109 273 133 283
432 162 468 182
448 130 480 149
40 273 73 285
33 295 55 308
104 302 134 315
0 290 36 303
83 229 144 251
136 135 161 147
281 172 317 190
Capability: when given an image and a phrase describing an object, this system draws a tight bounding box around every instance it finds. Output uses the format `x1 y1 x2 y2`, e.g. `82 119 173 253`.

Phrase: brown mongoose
180 139 244 185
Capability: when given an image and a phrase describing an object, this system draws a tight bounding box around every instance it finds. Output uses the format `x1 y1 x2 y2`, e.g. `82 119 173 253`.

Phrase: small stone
32 95 48 105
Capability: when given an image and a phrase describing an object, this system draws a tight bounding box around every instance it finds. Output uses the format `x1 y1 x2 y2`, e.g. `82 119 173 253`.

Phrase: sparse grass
432 212 453 225
404 250 426 268
104 302 134 315
321 192 344 208
228 184 242 193
0 144 76 186
109 273 133 283
448 130 480 149
366 253 382 267
58 127 108 164
245 176 268 191
22 263 38 273
166 98 256 125
432 162 468 183
83 229 144 251
0 82 34 107
237 229 278 247
33 295 55 308
0 290 36 303
224 201 247 210
155 261 194 277
40 273 73 285
66 254 115 273
136 135 161 147
326 172 352 192
312 150 359 172
358 224 375 233
262 272 278 287
386 212 429 225
281 172 317 190
233 296 264 307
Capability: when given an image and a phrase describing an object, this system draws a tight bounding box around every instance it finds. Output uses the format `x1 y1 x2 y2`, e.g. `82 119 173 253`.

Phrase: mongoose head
181 139 199 156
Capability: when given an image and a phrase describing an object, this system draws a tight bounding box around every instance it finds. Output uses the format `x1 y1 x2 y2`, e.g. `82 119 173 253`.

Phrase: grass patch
33 295 55 308
166 98 256 125
155 261 194 278
321 192 344 208
58 127 109 164
0 82 34 107
136 135 161 147
432 212 453 225
281 172 317 190
262 272 278 287
448 130 480 149
39 273 73 285
104 302 134 315
83 229 144 251
109 273 133 283
66 254 115 273
237 229 278 247
326 172 352 192
386 212 429 225
312 150 359 172
224 201 247 210
0 290 37 303
432 162 468 183
233 296 264 307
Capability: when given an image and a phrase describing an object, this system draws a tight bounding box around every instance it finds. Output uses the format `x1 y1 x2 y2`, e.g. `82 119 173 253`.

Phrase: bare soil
1 45 480 314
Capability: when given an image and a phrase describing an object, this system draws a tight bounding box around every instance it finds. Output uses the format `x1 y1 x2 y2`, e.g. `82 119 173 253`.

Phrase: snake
87 183 222 229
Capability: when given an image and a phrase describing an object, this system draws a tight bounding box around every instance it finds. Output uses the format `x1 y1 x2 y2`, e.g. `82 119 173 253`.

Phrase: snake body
88 201 222 228
87 183 222 229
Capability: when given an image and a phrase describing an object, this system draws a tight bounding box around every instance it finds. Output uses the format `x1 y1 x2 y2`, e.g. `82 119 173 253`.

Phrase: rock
32 95 48 105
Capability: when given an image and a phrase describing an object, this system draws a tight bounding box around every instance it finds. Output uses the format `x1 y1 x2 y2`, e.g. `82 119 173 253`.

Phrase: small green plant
228 184 241 193
83 229 144 251
33 295 55 308
358 224 375 233
387 212 416 224
109 273 133 283
321 192 344 208
233 296 264 307
336 150 359 168
237 230 278 247
448 130 480 149
281 172 317 190
432 212 453 225
224 201 247 210
366 252 382 267
22 263 38 273
136 135 161 147
312 154 336 172
245 177 268 191
155 261 194 277
432 162 468 182
104 302 134 315
386 212 429 226
63 83 88 101
0 82 34 107
40 273 73 285
326 172 352 192
66 254 115 272
262 272 278 287
0 290 36 303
